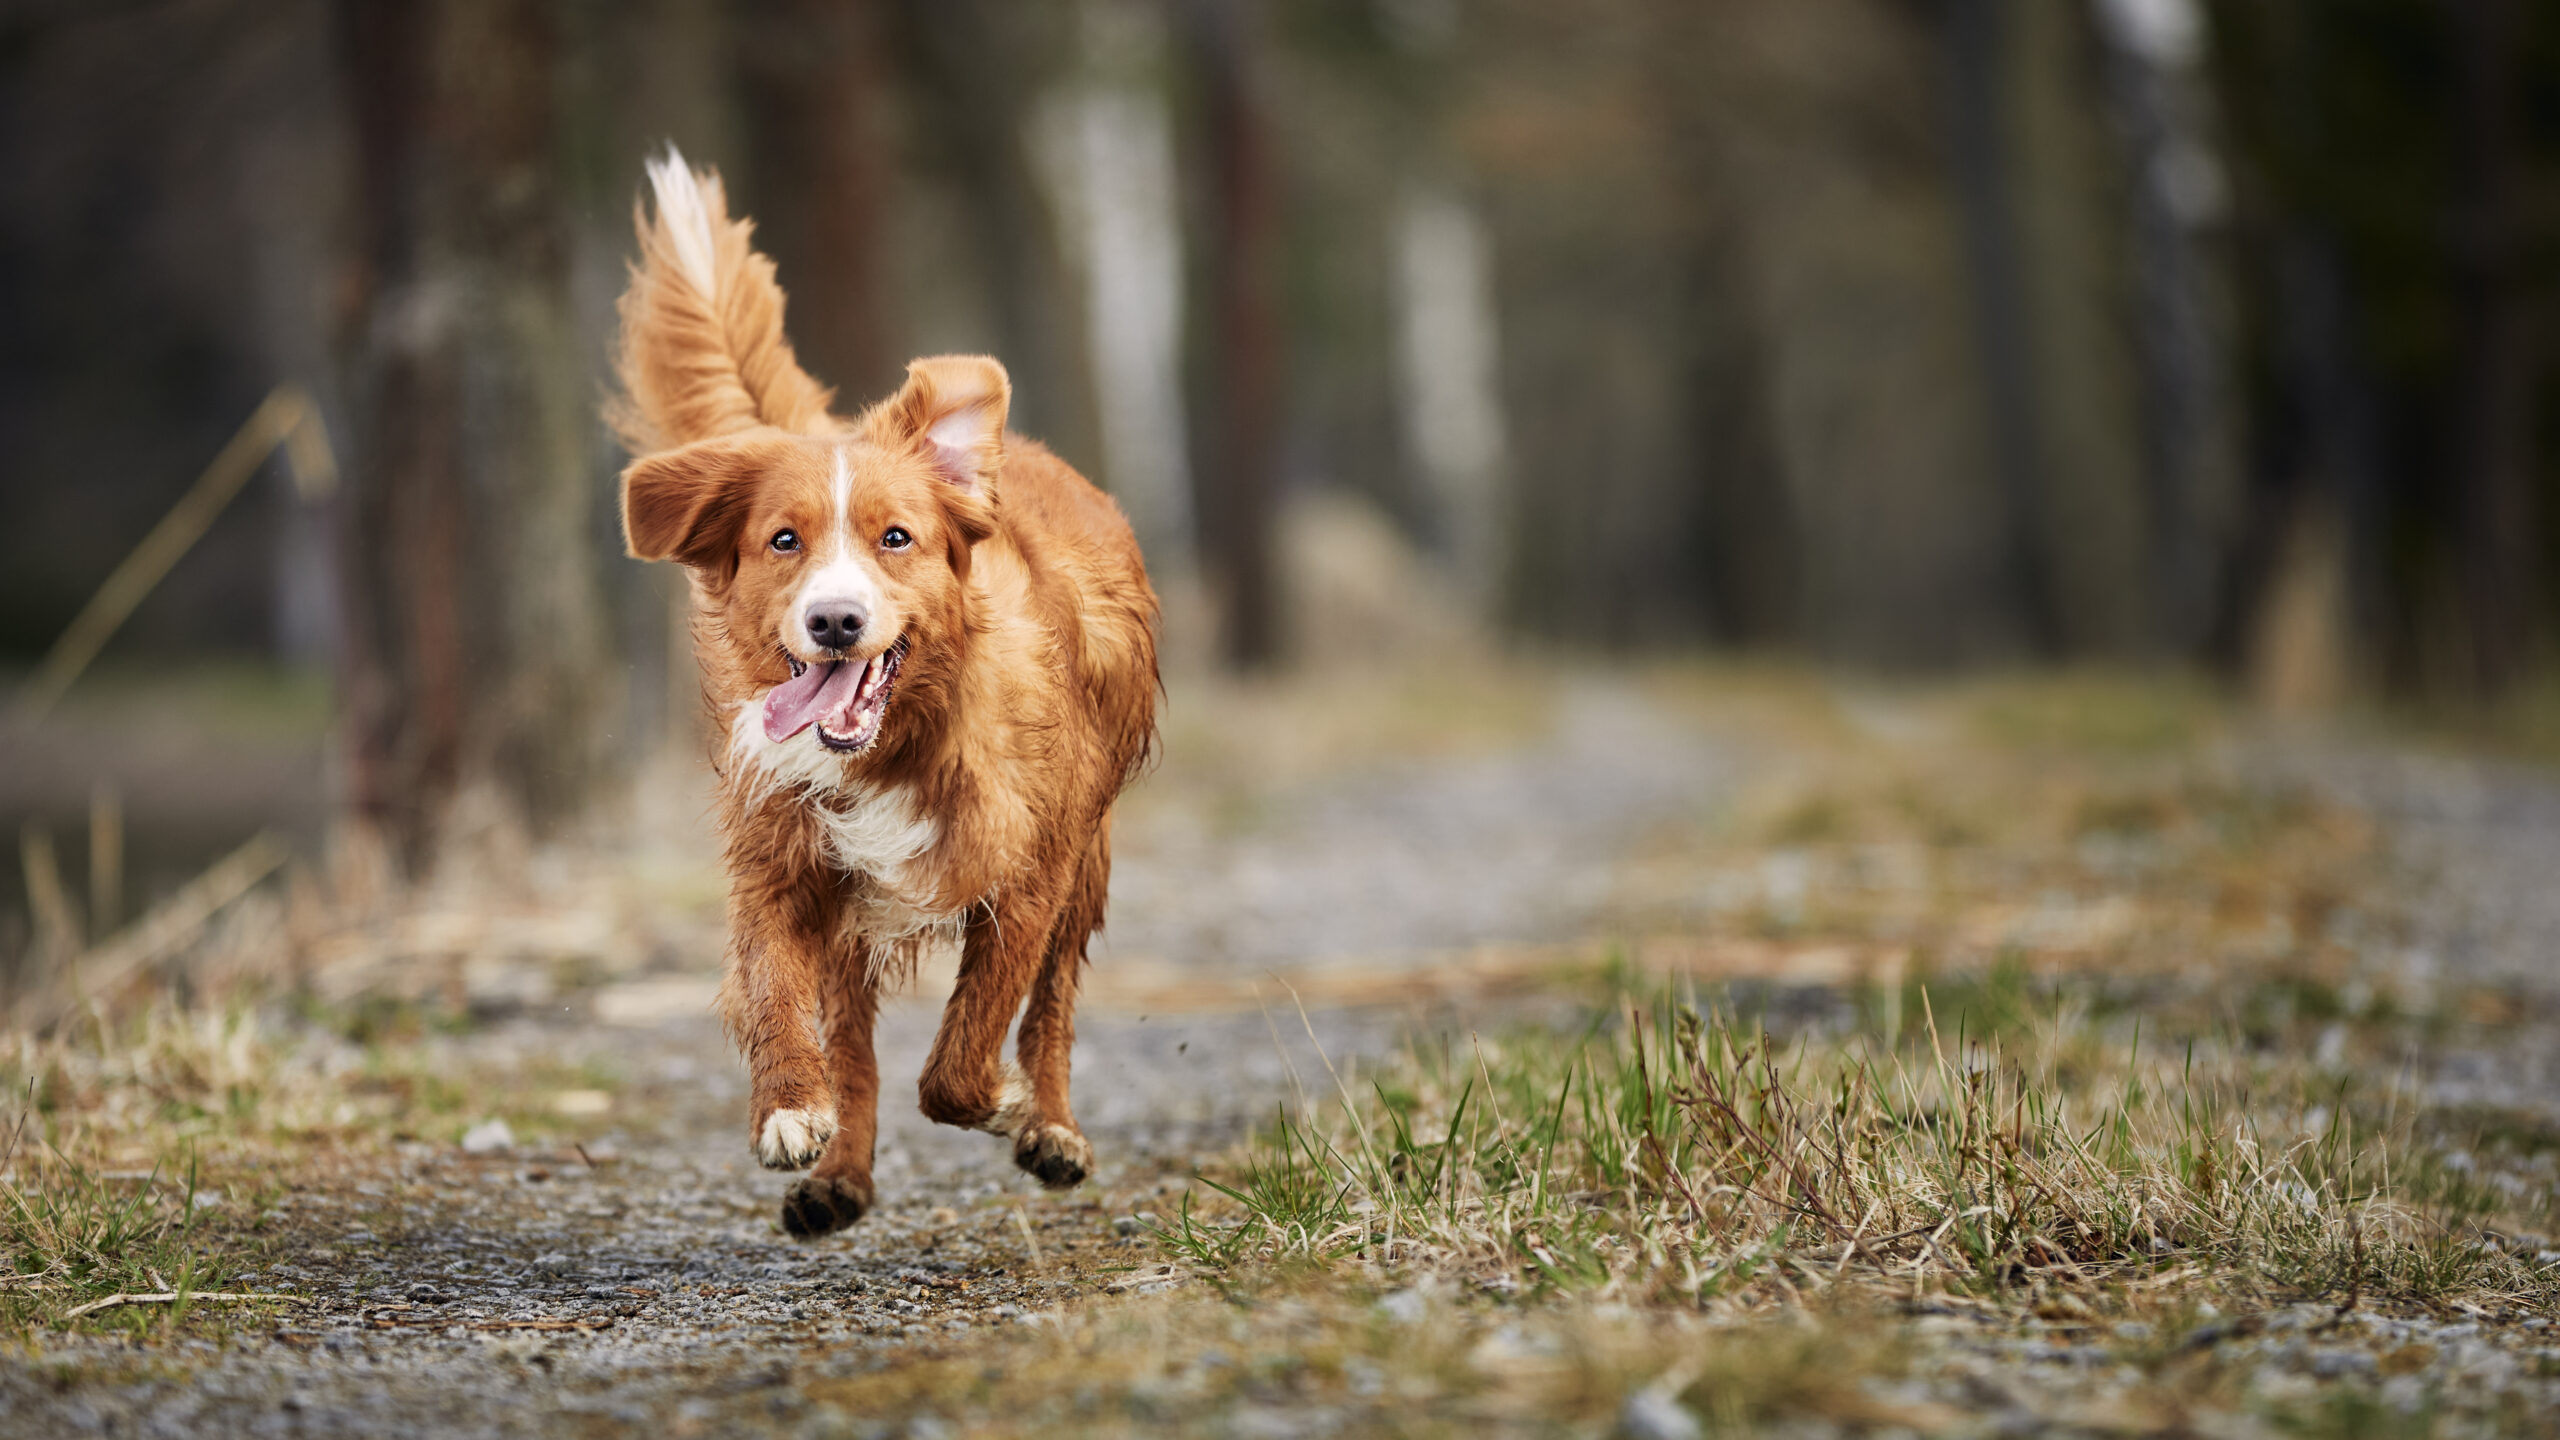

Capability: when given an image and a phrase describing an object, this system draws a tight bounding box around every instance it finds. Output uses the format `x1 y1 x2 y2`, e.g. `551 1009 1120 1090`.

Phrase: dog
607 147 1159 1237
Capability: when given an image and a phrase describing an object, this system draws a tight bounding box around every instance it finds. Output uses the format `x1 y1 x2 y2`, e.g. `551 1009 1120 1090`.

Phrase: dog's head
620 355 1007 757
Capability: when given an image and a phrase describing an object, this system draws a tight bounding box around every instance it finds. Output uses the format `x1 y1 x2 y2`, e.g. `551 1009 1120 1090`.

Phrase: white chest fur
727 701 958 940
817 783 947 929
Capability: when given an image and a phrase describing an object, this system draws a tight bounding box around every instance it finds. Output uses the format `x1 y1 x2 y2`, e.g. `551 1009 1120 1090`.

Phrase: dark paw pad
780 1174 874 1238
1014 1123 1094 1190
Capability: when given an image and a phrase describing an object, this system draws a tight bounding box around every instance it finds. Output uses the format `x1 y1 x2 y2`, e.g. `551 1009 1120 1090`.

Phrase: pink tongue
762 660 862 741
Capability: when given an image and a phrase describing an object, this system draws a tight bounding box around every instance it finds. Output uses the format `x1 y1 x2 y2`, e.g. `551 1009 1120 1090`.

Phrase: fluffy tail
610 146 836 451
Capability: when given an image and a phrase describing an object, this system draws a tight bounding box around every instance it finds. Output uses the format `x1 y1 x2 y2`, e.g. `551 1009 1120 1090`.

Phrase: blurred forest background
2 0 2558 984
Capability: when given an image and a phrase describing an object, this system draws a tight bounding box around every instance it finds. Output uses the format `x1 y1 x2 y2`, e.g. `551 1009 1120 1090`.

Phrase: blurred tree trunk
2090 0 2238 658
2446 0 2535 696
335 0 457 873
1943 0 2060 657
735 0 893 400
2007 1 2153 657
892 0 1097 465
1040 2 1196 581
332 0 611 875
1181 0 1280 669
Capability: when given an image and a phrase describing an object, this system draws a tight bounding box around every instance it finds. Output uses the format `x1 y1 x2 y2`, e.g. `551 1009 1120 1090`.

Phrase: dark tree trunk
890 0 1095 464
1182 0 1281 669
335 0 460 871
736 0 892 400
1942 0 2059 657
331 0 610 874
2446 0 2535 696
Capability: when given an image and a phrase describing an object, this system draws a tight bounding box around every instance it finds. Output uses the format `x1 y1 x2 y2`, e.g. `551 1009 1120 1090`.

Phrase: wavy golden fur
610 151 835 451
610 148 1159 1237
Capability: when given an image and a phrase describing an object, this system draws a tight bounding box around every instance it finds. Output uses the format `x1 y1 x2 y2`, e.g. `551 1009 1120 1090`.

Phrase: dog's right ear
620 432 773 576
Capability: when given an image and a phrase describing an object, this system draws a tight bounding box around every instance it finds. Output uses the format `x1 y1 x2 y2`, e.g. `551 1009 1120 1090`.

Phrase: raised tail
609 146 836 451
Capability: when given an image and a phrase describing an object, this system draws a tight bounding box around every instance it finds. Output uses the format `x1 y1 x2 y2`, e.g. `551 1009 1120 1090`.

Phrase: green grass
16 997 628 1153
1 995 629 1333
0 1096 269 1334
1158 983 2559 1317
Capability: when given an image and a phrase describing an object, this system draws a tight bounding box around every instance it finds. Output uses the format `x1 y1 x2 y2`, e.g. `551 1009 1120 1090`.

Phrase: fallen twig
61 1290 310 1320
367 1309 623 1332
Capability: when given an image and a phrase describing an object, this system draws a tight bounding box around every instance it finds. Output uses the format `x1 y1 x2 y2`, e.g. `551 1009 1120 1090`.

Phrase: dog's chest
815 783 953 934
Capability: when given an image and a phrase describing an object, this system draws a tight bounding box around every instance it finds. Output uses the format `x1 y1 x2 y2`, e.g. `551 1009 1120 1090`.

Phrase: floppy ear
883 354 1009 501
619 431 778 575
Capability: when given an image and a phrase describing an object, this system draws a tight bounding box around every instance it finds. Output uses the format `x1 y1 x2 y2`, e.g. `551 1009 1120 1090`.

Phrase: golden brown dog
608 148 1158 1236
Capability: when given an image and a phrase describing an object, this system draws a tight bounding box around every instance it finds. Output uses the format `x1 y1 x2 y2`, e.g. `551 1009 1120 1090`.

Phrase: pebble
1618 1388 1704 1440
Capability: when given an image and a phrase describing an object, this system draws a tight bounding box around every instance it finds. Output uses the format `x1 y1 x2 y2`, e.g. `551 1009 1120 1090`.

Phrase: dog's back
998 440 1158 790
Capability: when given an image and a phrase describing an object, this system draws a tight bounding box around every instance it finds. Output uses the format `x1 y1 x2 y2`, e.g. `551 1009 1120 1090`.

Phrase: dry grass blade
0 1071 275 1332
13 832 289 1033
1160 980 2560 1316
17 383 333 722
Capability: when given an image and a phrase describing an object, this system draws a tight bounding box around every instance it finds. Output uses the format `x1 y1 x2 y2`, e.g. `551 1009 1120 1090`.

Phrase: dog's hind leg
1010 827 1109 1189
916 887 1061 1141
783 941 882 1237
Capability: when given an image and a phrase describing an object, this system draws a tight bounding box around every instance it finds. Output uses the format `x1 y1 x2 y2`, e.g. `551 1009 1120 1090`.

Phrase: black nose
804 602 868 650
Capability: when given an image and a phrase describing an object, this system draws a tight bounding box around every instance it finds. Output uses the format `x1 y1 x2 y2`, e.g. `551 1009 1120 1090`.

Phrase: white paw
756 1106 838 1170
971 1060 1035 1139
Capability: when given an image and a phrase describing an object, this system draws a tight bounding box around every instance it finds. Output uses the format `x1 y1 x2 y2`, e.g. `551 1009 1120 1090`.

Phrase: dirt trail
0 1003 1422 1438
1107 683 1740 969
6 677 2558 1436
1 679 1749 1437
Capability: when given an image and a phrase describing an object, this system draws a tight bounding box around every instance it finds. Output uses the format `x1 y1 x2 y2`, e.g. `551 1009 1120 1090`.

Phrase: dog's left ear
886 354 1009 503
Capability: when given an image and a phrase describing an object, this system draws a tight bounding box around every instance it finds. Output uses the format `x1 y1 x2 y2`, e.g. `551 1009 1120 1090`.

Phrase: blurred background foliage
0 0 2556 915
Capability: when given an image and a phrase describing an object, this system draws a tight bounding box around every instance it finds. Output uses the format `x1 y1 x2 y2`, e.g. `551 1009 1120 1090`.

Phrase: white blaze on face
783 443 883 661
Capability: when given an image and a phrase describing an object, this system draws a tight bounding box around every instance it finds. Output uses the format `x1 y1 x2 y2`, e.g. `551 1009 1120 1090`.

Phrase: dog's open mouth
762 638 908 751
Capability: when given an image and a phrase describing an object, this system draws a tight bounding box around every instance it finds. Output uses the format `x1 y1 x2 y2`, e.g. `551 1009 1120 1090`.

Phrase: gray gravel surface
6 691 2558 1436
0 1001 1423 1438
1106 685 1739 968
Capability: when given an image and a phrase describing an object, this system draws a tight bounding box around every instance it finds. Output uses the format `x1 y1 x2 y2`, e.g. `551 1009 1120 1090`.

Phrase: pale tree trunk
1032 0 1197 580
2090 0 2237 656
1393 186 1508 612
332 0 611 875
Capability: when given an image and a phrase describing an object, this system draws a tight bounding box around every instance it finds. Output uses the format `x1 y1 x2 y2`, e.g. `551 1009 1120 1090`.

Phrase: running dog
608 148 1158 1236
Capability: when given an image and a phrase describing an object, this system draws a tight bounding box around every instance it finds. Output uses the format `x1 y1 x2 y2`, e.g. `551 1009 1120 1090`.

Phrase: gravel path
5 684 2557 1436
1105 683 1741 969
2295 745 2560 1003
0 999 1434 1439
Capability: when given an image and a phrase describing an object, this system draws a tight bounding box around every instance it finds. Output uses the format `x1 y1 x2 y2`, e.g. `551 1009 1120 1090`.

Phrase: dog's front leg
721 914 836 1171
782 941 881 1236
917 891 1058 1138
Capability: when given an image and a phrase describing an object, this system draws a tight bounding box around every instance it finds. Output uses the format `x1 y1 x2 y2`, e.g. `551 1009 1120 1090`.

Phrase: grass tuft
0 1089 249 1332
1165 985 2560 1316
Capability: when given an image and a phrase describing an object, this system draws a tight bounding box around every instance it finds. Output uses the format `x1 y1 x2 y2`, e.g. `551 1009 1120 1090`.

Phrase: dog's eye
881 526 912 551
770 530 799 553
